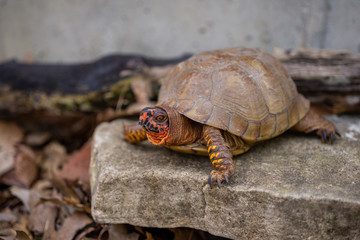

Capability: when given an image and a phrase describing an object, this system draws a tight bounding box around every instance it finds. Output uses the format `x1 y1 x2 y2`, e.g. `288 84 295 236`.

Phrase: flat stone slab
90 115 360 239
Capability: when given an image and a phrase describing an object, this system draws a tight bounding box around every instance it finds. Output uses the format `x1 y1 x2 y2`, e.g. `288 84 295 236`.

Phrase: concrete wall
0 0 359 62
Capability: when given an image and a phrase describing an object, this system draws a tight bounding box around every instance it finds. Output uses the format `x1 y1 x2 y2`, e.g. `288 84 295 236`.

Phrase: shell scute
210 66 268 122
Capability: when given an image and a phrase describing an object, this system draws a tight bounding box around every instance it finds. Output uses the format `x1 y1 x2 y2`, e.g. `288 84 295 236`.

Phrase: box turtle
124 47 339 188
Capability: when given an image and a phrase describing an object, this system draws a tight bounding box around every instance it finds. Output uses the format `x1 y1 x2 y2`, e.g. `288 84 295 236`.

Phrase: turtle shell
158 47 310 143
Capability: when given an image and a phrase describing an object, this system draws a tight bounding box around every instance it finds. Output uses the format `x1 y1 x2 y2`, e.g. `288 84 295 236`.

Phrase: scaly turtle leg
203 126 236 188
123 121 147 143
293 107 340 144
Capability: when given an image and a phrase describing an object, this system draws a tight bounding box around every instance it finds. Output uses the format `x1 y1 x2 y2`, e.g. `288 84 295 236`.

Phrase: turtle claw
208 168 233 188
329 132 334 144
316 127 339 145
208 175 213 188
321 130 327 143
335 130 341 137
217 179 221 188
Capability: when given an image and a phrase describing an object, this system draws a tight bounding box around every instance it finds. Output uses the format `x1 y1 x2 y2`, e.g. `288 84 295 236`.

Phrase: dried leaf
0 228 16 240
28 189 57 236
0 170 25 188
42 142 79 199
1 145 38 188
41 214 57 240
30 180 53 200
12 216 32 239
15 231 31 240
145 232 155 240
73 225 97 240
133 226 145 235
63 196 91 214
36 195 91 214
14 145 38 188
58 140 92 184
48 212 92 240
41 142 67 181
24 132 51 147
65 179 90 204
0 121 24 177
36 197 66 207
9 187 30 212
0 212 17 222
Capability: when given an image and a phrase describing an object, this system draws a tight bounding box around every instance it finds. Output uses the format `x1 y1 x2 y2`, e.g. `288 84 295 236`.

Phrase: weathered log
0 54 191 94
1 48 359 115
0 54 190 114
273 48 360 94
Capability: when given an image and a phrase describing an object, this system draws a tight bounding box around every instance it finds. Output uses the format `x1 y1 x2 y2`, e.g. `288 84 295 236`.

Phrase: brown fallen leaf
9 187 30 212
41 142 67 181
73 225 97 240
27 186 58 236
36 195 91 214
0 211 17 222
14 230 32 240
28 200 57 237
0 228 16 240
0 145 38 189
41 142 79 199
12 215 32 240
65 179 91 205
145 232 155 240
58 140 92 184
48 212 93 240
133 226 145 235
30 180 53 200
14 145 38 188
30 179 90 216
0 170 25 188
24 131 51 147
0 121 24 177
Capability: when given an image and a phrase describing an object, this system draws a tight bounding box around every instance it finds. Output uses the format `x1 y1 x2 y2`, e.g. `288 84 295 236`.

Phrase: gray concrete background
0 0 359 62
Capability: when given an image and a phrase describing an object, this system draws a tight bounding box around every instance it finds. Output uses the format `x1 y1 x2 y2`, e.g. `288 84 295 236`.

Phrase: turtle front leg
123 121 147 143
203 126 234 188
293 107 340 144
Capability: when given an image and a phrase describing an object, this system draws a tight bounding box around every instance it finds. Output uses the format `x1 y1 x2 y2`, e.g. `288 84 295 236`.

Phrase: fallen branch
273 48 360 94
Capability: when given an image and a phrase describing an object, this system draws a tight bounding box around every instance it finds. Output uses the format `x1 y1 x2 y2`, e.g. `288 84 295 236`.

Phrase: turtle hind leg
203 126 237 188
293 107 340 144
123 121 147 143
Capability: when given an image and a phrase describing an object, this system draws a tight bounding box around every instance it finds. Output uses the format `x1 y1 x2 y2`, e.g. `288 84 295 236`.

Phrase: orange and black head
139 107 169 140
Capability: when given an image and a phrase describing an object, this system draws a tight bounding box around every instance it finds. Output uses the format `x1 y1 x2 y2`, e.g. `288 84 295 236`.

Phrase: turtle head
139 105 202 146
139 107 169 144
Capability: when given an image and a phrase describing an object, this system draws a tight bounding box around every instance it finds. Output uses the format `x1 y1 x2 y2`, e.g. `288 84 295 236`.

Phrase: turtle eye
155 115 165 122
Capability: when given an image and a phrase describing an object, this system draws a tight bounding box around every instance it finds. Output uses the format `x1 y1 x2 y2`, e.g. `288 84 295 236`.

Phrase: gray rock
90 115 360 239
